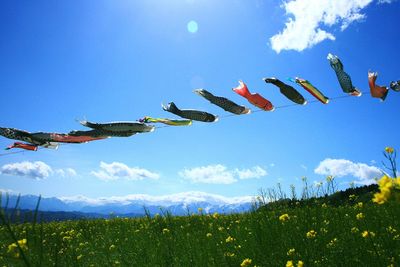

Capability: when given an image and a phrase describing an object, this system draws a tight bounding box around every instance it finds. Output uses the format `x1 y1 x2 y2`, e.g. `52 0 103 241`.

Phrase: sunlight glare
187 20 198 33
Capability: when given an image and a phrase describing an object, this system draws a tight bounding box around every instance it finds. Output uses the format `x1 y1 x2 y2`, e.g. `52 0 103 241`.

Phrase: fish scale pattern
80 121 155 133
264 78 306 105
163 102 217 122
69 129 136 137
390 81 400 92
328 54 361 96
195 89 250 115
0 128 33 143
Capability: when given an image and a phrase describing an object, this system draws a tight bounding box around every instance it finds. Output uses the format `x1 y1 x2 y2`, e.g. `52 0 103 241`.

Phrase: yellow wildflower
348 194 357 201
287 248 295 256
224 252 235 257
373 192 387 204
286 260 294 267
17 239 28 251
212 212 219 219
297 261 304 267
321 203 327 208
378 175 393 189
385 147 394 154
279 214 290 222
351 227 359 233
386 226 397 234
198 207 203 213
320 227 328 234
373 175 394 204
225 236 235 243
361 231 375 238
7 243 18 254
109 244 116 251
62 236 71 242
306 230 317 238
356 213 364 220
240 258 252 267
327 238 338 248
354 202 363 209
7 239 27 258
162 228 170 234
206 233 212 238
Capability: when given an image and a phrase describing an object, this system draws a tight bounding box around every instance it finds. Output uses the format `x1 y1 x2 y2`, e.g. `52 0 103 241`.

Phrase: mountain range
0 191 255 219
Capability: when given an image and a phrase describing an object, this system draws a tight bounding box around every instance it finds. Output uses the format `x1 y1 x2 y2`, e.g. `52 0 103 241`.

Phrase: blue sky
0 0 399 201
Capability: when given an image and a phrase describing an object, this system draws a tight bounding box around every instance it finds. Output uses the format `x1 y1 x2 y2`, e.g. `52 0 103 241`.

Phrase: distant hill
1 185 379 222
0 191 254 221
260 184 379 210
2 209 106 223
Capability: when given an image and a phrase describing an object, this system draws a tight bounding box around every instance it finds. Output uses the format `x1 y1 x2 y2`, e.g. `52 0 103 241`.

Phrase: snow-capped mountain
1 191 255 216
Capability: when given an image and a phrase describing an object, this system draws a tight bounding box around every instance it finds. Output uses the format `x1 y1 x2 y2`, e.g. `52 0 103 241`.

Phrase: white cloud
0 188 15 194
179 164 267 184
314 158 382 183
353 178 377 186
235 166 267 179
91 161 159 181
300 164 308 170
179 164 237 184
1 161 52 180
270 0 373 53
66 168 77 176
60 191 253 206
378 0 396 3
340 13 366 30
56 168 77 177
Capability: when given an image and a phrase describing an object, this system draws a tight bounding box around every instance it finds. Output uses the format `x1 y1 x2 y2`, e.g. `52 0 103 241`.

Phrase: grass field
1 187 399 267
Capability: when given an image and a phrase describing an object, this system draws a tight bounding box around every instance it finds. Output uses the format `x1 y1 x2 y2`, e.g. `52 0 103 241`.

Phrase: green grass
1 195 399 266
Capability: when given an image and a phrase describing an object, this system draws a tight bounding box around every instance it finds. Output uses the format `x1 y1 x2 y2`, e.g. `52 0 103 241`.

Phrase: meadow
1 148 399 267
0 185 399 267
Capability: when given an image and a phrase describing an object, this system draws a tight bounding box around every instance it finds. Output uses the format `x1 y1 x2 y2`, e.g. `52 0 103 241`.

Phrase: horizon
1 0 399 202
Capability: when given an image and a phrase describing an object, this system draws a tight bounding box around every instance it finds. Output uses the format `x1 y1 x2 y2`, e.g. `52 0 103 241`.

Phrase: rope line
0 150 30 157
0 91 369 157
155 90 369 128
